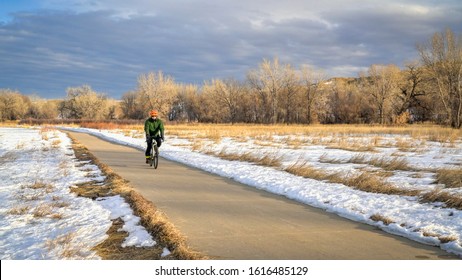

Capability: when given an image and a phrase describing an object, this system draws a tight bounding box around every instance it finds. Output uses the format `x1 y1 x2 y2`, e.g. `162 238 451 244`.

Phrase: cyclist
144 110 165 163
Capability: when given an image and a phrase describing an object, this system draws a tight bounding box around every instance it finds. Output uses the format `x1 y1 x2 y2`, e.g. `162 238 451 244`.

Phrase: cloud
0 0 461 98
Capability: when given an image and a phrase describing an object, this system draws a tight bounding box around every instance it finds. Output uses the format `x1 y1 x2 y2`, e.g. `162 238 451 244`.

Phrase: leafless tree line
1 28 461 128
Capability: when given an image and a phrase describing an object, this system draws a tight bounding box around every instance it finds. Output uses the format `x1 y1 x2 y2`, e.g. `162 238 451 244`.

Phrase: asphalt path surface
67 131 457 260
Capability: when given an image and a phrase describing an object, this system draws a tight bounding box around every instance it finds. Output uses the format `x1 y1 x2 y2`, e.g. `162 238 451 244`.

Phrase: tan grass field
6 122 461 257
75 122 461 204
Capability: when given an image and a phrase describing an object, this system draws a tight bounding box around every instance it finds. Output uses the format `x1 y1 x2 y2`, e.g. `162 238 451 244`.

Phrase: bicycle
148 137 159 169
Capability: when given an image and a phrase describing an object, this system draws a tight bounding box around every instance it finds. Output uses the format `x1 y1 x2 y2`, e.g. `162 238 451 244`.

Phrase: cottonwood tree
362 64 402 124
247 58 286 123
61 85 108 119
171 84 200 122
397 62 432 122
137 71 178 118
205 78 245 124
418 28 462 128
121 91 145 119
299 66 327 124
0 89 29 121
277 64 299 124
27 96 59 119
327 78 372 124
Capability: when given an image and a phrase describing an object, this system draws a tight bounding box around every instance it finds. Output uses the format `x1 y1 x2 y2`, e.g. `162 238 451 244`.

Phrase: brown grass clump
319 153 344 164
420 189 462 210
93 218 163 260
344 173 419 195
258 153 282 168
7 205 30 215
327 143 376 152
68 135 206 260
285 159 419 196
435 168 462 188
45 232 85 259
348 154 413 171
438 236 458 244
370 157 412 171
212 148 282 168
370 214 394 225
33 203 53 218
28 181 54 191
285 161 337 182
216 149 244 161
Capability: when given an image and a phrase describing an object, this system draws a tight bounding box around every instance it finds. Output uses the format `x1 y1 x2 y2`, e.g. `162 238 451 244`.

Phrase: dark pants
145 136 162 156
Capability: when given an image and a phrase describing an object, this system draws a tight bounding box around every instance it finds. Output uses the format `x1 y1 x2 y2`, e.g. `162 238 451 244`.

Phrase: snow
0 127 155 259
2 125 462 259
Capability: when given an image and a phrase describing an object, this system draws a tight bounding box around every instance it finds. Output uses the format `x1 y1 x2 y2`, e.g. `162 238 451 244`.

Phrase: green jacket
144 117 164 138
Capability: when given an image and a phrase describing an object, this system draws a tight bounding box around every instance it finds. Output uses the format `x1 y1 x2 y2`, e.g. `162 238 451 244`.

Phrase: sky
0 0 461 99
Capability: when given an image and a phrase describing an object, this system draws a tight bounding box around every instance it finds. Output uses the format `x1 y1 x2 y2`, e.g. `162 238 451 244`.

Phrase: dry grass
7 205 31 215
93 218 163 260
258 153 283 167
344 173 419 196
28 181 54 191
285 159 419 196
370 157 412 171
18 193 43 201
33 203 53 218
438 236 458 244
319 153 345 164
68 135 205 260
420 189 462 210
326 138 377 152
395 137 427 152
420 230 455 244
163 123 462 145
0 151 18 164
348 154 413 171
285 160 341 182
45 232 85 259
370 214 394 225
15 142 26 149
191 141 205 152
51 139 61 148
52 200 70 208
435 168 462 188
208 148 282 168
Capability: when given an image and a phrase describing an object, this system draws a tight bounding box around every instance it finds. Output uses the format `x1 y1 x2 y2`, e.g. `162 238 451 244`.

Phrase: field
2 123 462 258
67 123 462 256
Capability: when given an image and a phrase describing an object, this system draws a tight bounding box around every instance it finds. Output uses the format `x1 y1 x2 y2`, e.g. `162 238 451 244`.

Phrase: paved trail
68 131 457 260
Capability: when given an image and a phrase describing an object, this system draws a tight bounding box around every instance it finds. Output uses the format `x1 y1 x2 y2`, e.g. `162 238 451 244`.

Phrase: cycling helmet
150 110 158 117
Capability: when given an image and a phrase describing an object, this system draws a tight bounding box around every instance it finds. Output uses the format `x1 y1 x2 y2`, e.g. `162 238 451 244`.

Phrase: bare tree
327 78 371 124
27 95 59 119
121 91 145 119
172 84 199 122
299 66 327 124
396 61 432 122
418 28 462 128
247 58 286 123
278 64 299 124
137 71 178 118
205 78 245 124
362 64 402 124
61 85 108 119
0 89 29 121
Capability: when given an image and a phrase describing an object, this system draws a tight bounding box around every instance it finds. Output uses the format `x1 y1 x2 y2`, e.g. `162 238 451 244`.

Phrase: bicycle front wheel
153 154 158 169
